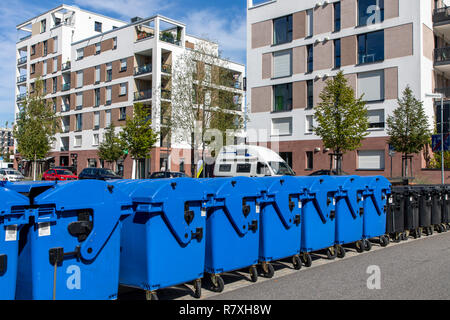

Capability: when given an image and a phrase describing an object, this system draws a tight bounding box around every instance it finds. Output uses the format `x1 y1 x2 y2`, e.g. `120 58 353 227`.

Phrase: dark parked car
308 170 349 176
78 168 122 180
149 171 187 179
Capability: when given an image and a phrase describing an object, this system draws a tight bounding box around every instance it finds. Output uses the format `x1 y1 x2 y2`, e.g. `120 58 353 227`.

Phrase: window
272 117 292 136
358 0 384 26
334 39 341 69
307 45 313 73
106 86 112 105
306 151 314 170
92 134 99 146
257 162 271 175
273 15 293 45
236 163 251 173
120 59 127 72
76 93 83 110
307 80 314 109
273 50 292 78
74 135 82 147
358 30 384 64
52 98 57 112
95 66 101 83
53 57 58 73
120 83 127 96
280 152 293 169
105 110 111 127
76 71 83 88
31 45 36 55
43 40 48 56
273 83 292 112
334 2 341 32
53 37 58 53
119 107 126 120
42 79 47 94
106 63 112 81
94 88 100 107
113 37 117 50
94 112 100 130
75 114 83 131
52 77 57 93
77 48 84 60
367 109 385 128
219 164 232 172
357 150 385 170
357 70 384 102
306 115 314 133
43 61 47 75
40 19 46 33
88 159 98 168
31 64 35 74
179 158 185 173
95 43 101 55
306 9 314 37
95 21 102 33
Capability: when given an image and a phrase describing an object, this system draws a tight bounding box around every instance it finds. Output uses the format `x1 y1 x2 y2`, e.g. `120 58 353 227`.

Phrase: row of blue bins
0 175 391 300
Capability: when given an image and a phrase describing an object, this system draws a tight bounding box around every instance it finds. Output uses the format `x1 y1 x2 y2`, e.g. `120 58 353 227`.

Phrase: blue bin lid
0 186 30 226
115 178 209 246
328 176 367 217
1 181 57 194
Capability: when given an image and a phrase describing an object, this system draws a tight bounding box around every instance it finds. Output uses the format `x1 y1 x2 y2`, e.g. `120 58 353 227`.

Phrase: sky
0 0 247 126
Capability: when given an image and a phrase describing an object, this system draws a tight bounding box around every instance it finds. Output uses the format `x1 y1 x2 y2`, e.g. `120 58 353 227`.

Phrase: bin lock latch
49 246 81 266
242 201 251 217
68 221 93 242
294 215 301 226
184 203 195 225
0 254 6 275
248 220 258 232
191 228 203 241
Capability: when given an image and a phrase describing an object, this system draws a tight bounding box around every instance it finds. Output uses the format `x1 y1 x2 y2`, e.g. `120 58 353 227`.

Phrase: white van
213 145 295 177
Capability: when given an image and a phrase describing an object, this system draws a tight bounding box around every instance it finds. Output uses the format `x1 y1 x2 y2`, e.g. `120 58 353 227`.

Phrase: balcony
434 47 450 73
62 62 71 72
434 6 450 33
134 89 152 101
161 89 171 100
17 75 26 83
159 33 181 46
62 83 71 91
16 93 26 101
61 126 70 133
161 64 172 74
134 64 152 76
435 87 450 98
17 56 27 65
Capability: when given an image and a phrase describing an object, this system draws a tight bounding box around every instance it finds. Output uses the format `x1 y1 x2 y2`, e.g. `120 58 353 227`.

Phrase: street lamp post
426 93 444 185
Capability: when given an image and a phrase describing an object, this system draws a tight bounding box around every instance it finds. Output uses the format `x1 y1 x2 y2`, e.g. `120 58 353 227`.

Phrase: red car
42 169 78 181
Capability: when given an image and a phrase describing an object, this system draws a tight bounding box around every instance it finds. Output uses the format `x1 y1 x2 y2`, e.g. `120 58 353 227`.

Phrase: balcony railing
62 83 71 91
161 64 172 74
134 89 152 101
159 33 181 46
62 126 70 133
134 64 152 76
17 93 26 101
17 56 27 65
136 31 154 42
60 146 69 152
61 104 70 112
18 34 31 43
434 6 450 25
435 47 450 65
62 62 71 71
435 87 450 98
17 75 26 83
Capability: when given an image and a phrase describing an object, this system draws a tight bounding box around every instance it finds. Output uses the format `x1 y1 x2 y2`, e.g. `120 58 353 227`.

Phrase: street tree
97 124 123 172
314 71 369 174
13 78 60 180
120 103 158 179
386 86 431 177
169 40 244 177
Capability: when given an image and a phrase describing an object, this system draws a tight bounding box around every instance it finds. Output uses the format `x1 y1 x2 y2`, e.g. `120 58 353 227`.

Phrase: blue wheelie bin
330 176 373 256
201 177 262 293
295 176 340 267
359 176 391 247
111 178 207 300
0 186 30 300
256 176 303 276
15 180 132 300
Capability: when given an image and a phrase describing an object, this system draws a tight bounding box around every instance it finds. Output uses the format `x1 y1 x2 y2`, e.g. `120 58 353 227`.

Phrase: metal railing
161 64 172 74
435 87 450 98
434 6 450 24
16 93 26 101
17 75 26 83
434 47 450 64
134 64 152 76
62 62 71 71
62 83 71 91
134 90 152 101
17 56 27 65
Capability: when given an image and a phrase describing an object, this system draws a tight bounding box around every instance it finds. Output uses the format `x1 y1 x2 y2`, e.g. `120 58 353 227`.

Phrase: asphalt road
118 231 450 300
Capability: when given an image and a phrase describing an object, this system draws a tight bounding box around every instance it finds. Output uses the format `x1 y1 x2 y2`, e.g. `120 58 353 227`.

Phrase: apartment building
247 0 450 182
15 5 245 178
0 128 14 158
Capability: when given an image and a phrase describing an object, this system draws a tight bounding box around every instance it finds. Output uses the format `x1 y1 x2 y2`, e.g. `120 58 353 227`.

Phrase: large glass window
358 30 384 64
307 9 314 37
76 114 82 131
334 2 341 32
307 45 313 73
358 0 384 26
273 83 292 112
273 15 293 45
334 39 341 68
307 80 314 109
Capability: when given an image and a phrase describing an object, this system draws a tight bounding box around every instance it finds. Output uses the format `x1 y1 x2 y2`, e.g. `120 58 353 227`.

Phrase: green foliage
13 78 60 161
386 86 431 155
429 151 450 169
97 124 123 164
119 103 158 160
314 71 369 154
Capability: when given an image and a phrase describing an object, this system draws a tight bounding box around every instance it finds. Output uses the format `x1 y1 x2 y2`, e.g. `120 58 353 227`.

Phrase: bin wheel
326 246 337 260
209 275 225 293
379 235 389 247
402 231 408 241
336 245 346 258
363 239 372 251
292 255 302 270
301 252 312 267
249 266 258 282
441 224 448 232
356 240 364 253
146 291 158 301
417 228 422 238
192 279 202 299
260 263 275 278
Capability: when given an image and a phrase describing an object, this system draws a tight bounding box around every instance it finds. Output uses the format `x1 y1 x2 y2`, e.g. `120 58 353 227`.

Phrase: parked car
42 169 77 181
149 171 187 179
78 168 122 180
308 170 349 176
54 166 77 176
0 169 25 182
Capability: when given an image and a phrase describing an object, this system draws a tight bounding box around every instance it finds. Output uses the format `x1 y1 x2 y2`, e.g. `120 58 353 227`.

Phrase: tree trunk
33 153 37 181
132 159 136 179
191 133 195 178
